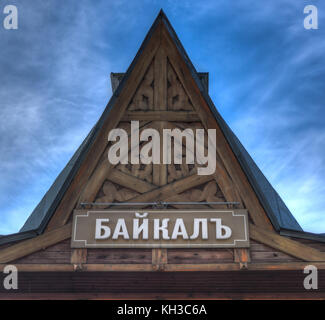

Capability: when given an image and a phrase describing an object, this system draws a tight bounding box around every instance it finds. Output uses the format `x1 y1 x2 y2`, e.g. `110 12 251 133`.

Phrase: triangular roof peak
3 9 317 248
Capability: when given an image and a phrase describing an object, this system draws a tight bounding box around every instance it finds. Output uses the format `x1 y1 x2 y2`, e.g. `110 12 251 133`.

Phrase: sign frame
71 209 250 249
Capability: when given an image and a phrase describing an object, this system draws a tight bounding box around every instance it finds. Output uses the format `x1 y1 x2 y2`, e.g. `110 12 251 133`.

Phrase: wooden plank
161 26 273 230
119 174 212 207
78 155 113 205
2 262 325 272
71 249 87 265
108 168 156 193
153 48 167 187
87 249 152 264
162 121 242 205
212 163 242 204
152 248 168 271
165 262 325 271
234 249 251 263
152 121 168 186
164 193 210 209
250 223 325 262
154 48 167 111
121 111 200 122
293 239 325 252
13 251 71 264
234 248 251 269
0 224 72 263
78 120 154 205
152 48 168 272
168 249 234 264
152 249 159 265
158 122 168 186
83 264 154 272
46 21 162 231
153 51 183 275
40 239 71 252
251 251 299 262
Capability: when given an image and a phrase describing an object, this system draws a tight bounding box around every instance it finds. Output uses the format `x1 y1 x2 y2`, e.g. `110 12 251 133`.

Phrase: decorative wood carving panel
167 59 194 111
169 180 227 209
128 61 154 111
95 180 140 206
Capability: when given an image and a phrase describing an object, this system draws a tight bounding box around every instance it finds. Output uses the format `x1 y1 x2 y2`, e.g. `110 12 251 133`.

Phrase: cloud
0 0 113 233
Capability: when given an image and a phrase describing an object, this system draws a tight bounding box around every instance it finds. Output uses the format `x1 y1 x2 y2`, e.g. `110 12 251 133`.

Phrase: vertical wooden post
71 249 87 271
152 247 168 271
152 47 168 269
234 248 250 269
153 47 167 186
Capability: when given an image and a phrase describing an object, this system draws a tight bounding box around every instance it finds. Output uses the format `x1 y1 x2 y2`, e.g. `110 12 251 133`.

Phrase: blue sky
0 0 324 234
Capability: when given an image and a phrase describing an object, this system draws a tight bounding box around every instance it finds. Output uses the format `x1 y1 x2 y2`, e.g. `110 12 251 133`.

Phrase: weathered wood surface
234 248 251 269
1 271 325 300
250 224 325 261
108 169 156 193
9 239 304 266
167 249 234 264
152 248 168 270
71 249 87 265
5 231 325 266
117 174 212 207
121 111 200 122
292 238 325 251
13 251 71 264
2 262 325 272
0 224 72 264
250 240 299 262
87 249 152 264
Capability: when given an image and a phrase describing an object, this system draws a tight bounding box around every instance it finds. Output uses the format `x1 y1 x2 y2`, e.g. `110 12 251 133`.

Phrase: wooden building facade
1 11 325 299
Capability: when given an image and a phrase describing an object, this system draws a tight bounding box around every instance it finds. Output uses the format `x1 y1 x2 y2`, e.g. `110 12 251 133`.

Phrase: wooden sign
71 209 249 248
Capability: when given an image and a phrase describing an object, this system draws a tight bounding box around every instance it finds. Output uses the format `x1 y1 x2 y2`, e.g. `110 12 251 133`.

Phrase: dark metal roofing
1 9 323 245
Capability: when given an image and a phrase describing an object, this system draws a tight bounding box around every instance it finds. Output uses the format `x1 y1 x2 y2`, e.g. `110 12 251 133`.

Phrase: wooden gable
45 16 272 232
1 10 325 299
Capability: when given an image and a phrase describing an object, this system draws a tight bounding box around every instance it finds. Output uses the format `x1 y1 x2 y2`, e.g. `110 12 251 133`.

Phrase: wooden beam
78 121 154 206
108 168 156 193
161 26 273 230
249 223 325 262
83 264 154 272
154 47 167 111
162 121 242 206
164 193 210 209
118 174 212 207
152 46 169 266
0 224 72 264
121 111 200 122
153 48 167 186
78 155 113 205
152 248 168 271
234 248 251 269
153 121 168 187
46 22 162 231
71 249 87 270
2 262 325 272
